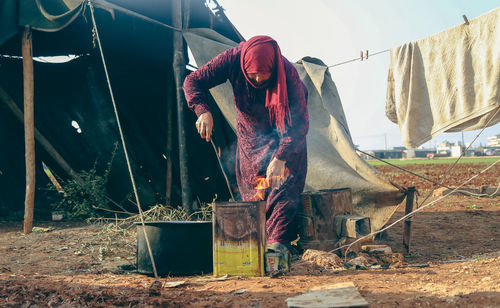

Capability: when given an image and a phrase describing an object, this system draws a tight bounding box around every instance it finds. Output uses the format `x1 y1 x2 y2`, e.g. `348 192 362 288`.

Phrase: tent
1 0 405 234
0 0 242 218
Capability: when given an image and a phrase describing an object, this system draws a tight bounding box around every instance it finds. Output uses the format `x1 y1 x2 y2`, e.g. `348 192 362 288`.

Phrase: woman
183 35 309 261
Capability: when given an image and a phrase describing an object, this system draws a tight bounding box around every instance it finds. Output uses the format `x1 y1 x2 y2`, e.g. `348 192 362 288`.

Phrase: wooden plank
286 282 369 307
22 27 35 235
403 186 416 254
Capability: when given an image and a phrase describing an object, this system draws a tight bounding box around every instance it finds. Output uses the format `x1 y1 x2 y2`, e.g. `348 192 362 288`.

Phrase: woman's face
247 72 272 87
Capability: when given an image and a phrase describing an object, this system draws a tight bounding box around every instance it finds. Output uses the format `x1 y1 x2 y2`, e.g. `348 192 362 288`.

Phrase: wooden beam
22 27 35 235
403 186 416 254
172 0 192 213
0 87 79 181
165 74 173 206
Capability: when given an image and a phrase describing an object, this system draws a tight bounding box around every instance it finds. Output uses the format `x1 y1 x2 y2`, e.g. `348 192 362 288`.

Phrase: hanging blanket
386 7 500 148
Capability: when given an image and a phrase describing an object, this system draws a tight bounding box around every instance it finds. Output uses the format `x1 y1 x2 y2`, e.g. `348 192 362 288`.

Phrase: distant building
451 145 464 157
366 149 404 159
487 134 500 147
405 149 435 158
436 141 453 156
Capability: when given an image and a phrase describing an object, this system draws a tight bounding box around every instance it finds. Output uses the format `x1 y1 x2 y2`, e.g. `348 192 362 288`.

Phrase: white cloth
386 7 500 149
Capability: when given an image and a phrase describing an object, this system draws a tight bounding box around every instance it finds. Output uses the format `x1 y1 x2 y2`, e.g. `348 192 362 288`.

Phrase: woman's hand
195 112 213 142
266 157 288 190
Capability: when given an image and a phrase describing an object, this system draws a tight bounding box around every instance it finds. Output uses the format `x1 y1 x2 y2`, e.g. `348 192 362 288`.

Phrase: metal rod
210 138 235 201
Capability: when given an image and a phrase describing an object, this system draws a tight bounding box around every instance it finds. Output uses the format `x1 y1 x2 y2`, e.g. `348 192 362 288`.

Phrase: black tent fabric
0 0 241 218
0 0 18 46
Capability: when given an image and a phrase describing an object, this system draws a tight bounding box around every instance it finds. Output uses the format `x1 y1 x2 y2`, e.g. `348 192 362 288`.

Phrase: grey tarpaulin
184 29 405 232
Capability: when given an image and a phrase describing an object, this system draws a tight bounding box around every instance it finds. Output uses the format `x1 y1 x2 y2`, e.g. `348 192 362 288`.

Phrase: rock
361 244 392 254
337 237 374 257
348 254 374 268
378 253 404 267
301 249 343 269
433 187 448 197
148 280 162 296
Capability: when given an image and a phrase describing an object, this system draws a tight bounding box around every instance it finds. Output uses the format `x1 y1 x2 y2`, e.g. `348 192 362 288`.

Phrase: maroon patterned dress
183 45 309 244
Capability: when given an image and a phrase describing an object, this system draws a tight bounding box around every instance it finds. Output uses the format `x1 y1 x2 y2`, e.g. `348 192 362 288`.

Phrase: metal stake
210 138 235 201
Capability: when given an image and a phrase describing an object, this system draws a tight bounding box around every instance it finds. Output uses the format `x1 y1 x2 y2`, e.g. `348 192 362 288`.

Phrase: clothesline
327 49 390 68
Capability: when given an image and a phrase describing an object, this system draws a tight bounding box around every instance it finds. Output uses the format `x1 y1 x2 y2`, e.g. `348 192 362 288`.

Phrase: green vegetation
367 156 499 166
48 144 118 219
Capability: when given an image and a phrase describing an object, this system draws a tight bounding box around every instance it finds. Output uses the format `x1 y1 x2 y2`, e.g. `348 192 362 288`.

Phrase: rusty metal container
212 201 266 277
298 188 353 251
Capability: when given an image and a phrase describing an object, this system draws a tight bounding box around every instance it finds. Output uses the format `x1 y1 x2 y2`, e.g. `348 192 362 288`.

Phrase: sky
216 0 500 150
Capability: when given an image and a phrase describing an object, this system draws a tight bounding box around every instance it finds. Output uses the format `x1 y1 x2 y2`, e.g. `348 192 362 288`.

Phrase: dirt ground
0 161 499 307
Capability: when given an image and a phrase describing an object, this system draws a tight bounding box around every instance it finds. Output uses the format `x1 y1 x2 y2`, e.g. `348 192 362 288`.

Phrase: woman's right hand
195 112 213 142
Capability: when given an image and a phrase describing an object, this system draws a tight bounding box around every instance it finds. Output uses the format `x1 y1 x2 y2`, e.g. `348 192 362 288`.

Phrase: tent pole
165 75 173 206
172 0 192 213
403 186 416 254
22 26 35 234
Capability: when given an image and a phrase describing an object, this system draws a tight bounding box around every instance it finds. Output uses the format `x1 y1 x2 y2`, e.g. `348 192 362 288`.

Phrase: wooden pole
22 27 35 234
403 186 416 254
165 74 173 206
172 0 192 213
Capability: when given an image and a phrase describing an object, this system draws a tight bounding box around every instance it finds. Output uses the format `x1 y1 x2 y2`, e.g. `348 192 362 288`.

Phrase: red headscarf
240 36 291 135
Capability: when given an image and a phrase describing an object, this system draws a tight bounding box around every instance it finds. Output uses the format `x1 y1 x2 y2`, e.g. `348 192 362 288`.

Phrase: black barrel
136 221 213 276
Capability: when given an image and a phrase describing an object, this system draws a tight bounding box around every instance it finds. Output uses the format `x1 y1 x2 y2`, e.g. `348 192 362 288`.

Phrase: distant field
367 156 500 166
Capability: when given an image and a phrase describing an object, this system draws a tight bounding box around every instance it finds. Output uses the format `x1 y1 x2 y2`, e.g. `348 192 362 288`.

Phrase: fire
252 168 290 200
253 177 268 200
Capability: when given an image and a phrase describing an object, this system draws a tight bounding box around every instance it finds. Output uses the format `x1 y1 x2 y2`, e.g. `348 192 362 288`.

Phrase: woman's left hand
266 157 288 190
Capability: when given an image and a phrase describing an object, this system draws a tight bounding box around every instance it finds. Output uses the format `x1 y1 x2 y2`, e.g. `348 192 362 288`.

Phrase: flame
252 168 290 201
253 177 269 200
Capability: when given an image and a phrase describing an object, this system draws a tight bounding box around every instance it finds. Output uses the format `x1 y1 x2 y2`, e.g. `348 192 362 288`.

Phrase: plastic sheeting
184 29 405 231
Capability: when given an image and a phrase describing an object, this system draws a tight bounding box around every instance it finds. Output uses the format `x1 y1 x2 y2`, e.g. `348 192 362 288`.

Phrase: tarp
19 0 84 31
386 7 500 149
0 0 84 47
184 29 405 231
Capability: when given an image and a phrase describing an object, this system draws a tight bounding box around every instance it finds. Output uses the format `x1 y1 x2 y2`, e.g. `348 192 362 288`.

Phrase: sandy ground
0 161 499 307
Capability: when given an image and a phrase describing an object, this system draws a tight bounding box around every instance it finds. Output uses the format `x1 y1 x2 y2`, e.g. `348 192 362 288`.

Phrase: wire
329 158 499 255
417 105 500 206
88 0 159 281
328 49 390 68
357 148 497 198
356 149 453 190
